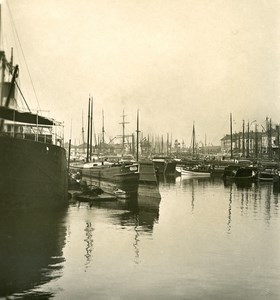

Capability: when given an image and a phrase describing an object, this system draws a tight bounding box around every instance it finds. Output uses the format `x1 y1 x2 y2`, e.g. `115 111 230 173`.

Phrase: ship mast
0 3 5 106
81 110 85 145
0 3 2 49
230 113 233 159
119 109 129 153
90 97 93 160
102 109 105 145
86 96 91 162
136 109 140 161
242 120 245 157
191 122 196 157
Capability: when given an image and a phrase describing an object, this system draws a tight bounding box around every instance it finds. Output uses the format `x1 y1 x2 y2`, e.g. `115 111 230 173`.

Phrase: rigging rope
6 1 41 112
15 80 31 112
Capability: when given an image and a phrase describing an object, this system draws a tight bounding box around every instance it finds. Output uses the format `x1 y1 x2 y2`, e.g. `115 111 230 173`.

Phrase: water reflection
175 176 223 213
74 193 160 266
174 176 279 236
4 179 279 299
77 194 160 233
178 176 222 188
84 221 94 271
227 185 233 234
0 208 67 299
224 181 279 233
157 174 176 185
191 179 195 213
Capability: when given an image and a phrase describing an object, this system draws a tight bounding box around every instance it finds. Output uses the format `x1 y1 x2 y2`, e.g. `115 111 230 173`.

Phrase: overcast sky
2 0 280 146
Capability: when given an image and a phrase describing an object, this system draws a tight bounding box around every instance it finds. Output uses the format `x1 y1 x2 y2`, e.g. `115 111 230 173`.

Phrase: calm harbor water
1 176 280 299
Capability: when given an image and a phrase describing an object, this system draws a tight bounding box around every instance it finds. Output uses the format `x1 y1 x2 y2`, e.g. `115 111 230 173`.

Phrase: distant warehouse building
221 128 280 158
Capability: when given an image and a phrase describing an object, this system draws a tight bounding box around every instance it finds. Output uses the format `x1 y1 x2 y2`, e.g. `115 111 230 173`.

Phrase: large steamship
0 7 68 208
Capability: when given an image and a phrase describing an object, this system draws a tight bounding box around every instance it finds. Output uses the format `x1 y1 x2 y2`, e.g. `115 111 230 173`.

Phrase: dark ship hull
80 163 139 195
0 136 68 208
138 160 161 198
152 158 177 175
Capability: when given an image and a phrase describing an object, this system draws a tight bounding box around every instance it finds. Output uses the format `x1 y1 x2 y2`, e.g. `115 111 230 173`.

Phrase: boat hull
152 159 177 175
0 136 68 209
80 164 140 195
258 170 277 181
181 169 211 177
138 161 161 198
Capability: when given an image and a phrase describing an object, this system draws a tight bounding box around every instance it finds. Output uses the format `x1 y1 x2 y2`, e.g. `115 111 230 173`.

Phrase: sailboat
180 123 211 177
70 104 140 196
0 4 68 208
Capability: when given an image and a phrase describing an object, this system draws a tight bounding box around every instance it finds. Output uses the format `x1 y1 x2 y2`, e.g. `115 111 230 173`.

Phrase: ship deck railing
0 130 63 146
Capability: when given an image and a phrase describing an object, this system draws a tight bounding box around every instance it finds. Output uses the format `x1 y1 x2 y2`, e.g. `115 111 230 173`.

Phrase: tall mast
81 110 85 145
0 3 2 49
86 96 91 162
247 121 250 158
167 133 169 155
90 97 93 160
204 133 207 155
192 122 196 156
269 118 272 160
0 4 5 106
277 124 280 162
0 63 18 132
136 109 140 161
10 47 13 67
119 109 129 153
102 109 105 145
230 113 233 159
242 120 245 157
255 123 258 159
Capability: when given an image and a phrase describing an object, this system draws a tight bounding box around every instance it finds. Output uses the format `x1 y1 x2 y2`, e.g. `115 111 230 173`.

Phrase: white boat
180 168 211 177
114 188 131 199
175 166 183 174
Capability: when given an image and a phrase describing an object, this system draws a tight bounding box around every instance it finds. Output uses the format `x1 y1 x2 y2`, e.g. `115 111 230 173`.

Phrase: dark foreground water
1 176 280 299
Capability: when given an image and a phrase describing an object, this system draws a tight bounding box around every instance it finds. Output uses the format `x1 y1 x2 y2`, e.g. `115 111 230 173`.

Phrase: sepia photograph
0 0 279 299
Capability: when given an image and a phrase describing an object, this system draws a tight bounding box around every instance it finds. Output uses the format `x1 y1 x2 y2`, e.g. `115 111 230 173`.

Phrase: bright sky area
2 0 280 146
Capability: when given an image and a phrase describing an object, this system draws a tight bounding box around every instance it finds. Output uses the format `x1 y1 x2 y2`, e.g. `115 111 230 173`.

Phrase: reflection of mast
240 189 244 215
264 184 271 224
84 221 94 271
133 215 140 264
227 185 233 234
191 179 195 213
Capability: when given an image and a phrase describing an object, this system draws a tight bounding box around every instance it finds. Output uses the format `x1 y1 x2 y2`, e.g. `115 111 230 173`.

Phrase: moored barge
72 161 140 196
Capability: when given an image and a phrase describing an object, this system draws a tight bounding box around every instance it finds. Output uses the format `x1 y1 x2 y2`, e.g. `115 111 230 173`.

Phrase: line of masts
82 110 199 157
83 102 279 162
83 99 180 161
229 113 280 160
85 100 142 162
